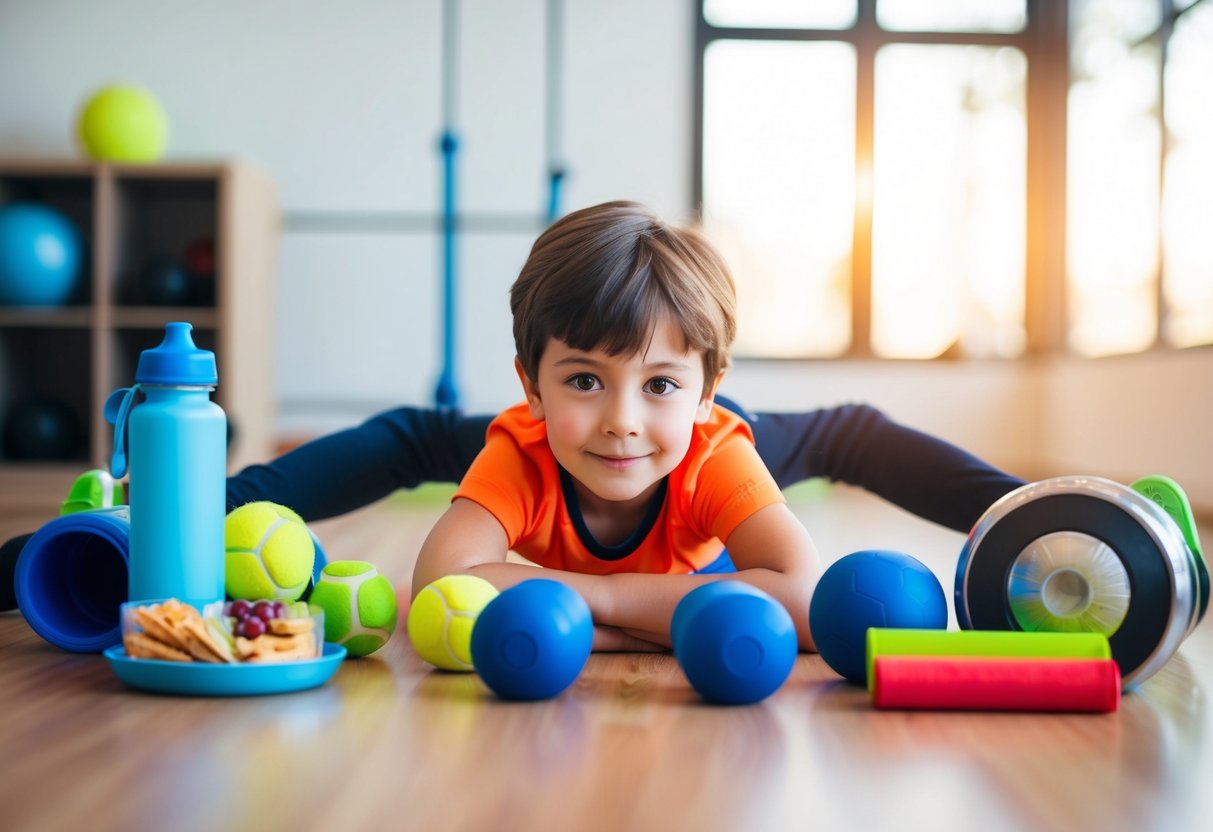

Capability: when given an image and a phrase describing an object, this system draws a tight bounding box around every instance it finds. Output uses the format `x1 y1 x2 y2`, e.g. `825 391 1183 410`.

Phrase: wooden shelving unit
0 160 278 512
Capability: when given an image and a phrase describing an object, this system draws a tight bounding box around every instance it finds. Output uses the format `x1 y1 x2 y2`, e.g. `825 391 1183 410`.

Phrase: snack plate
104 642 347 696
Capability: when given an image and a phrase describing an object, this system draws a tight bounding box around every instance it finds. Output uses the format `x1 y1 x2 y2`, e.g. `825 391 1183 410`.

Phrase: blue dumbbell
672 581 798 705
470 579 593 701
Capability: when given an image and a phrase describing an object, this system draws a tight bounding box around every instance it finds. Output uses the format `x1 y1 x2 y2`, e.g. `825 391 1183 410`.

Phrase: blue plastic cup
671 581 798 705
14 508 131 652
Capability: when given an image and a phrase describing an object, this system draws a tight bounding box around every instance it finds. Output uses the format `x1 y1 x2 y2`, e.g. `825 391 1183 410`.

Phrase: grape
272 601 286 618
229 600 251 620
236 617 266 639
252 600 277 622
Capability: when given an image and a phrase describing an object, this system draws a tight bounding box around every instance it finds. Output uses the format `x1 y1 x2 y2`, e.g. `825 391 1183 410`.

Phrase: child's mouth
592 453 645 470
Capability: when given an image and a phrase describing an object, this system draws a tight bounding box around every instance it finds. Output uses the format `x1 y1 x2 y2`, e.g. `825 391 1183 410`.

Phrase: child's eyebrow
552 355 693 373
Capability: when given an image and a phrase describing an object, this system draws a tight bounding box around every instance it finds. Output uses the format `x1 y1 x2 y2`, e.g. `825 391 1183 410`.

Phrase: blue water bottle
105 322 226 607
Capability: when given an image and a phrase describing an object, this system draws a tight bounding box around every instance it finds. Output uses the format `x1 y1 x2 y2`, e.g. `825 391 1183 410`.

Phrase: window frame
692 0 1068 359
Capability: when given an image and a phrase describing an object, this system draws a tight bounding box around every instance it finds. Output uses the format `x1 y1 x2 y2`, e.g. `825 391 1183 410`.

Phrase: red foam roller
872 656 1121 713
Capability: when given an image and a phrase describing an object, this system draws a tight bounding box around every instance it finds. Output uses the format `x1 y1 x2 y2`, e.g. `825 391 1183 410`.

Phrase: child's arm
414 499 820 652
412 499 668 652
582 503 821 651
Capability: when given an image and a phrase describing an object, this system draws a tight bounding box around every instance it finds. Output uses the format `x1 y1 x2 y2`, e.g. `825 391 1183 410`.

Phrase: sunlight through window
877 0 1026 33
1067 0 1161 356
1162 1 1213 348
702 40 856 357
871 45 1026 359
703 0 856 30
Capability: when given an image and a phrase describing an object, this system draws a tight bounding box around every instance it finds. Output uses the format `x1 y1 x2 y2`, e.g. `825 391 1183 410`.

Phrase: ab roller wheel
956 475 1208 688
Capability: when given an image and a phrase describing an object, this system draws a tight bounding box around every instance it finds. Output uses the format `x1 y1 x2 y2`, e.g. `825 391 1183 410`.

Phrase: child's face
517 316 721 509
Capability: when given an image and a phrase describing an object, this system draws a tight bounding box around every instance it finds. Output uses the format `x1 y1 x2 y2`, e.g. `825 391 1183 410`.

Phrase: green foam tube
865 629 1111 693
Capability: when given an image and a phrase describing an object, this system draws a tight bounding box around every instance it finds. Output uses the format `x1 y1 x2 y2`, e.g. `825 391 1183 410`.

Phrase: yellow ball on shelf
77 84 168 163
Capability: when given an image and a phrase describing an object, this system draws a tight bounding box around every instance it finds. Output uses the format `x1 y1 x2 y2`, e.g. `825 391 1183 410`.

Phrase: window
1163 1 1213 348
698 0 1213 359
697 1 1033 359
702 41 856 357
871 44 1026 358
1068 0 1213 355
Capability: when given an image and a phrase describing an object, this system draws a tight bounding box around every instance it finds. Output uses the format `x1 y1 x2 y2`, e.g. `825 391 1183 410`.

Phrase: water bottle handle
104 385 141 480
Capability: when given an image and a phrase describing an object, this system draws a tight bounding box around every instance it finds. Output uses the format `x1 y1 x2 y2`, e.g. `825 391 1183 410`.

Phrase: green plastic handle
1131 475 1204 566
865 629 1111 692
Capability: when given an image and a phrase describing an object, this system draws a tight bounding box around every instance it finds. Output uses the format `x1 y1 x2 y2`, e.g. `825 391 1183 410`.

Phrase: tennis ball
407 575 500 671
60 469 125 515
224 502 315 602
309 560 398 657
77 84 168 162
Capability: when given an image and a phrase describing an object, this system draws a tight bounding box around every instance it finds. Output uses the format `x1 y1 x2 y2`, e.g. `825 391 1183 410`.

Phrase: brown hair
510 201 736 396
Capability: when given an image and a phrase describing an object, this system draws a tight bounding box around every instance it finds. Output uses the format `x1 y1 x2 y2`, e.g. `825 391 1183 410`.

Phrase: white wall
1036 350 1213 511
724 358 1040 475
729 353 1213 514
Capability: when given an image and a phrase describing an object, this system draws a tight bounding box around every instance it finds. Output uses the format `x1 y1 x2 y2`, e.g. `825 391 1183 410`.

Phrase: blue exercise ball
672 581 797 705
470 579 593 701
0 203 83 307
809 550 947 684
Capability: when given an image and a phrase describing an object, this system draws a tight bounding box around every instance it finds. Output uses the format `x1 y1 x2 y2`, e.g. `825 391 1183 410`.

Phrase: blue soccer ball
809 550 947 684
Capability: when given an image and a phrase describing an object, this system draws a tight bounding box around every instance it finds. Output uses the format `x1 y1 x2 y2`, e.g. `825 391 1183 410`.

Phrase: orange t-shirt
453 402 785 574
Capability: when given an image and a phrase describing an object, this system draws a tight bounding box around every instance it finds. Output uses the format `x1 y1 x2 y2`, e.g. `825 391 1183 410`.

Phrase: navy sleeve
716 396 1023 533
226 408 492 521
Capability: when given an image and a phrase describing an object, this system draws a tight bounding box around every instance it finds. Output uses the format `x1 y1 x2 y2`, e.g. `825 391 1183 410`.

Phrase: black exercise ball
136 254 191 306
2 398 82 460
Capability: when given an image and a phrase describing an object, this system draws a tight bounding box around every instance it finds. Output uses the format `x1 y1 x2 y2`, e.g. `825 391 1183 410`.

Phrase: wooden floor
2 485 1212 832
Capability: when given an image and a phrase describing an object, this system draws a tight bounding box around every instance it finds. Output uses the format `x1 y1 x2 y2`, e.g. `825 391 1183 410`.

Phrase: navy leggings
226 396 1024 534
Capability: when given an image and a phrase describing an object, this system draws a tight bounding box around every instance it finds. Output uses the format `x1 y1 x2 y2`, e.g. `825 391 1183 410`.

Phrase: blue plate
104 643 347 696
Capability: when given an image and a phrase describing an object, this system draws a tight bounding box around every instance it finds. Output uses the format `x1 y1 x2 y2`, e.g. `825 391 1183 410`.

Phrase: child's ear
695 370 727 424
515 356 545 421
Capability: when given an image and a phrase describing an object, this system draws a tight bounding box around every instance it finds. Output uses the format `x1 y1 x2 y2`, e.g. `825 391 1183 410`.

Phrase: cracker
133 606 190 652
269 633 313 652
247 642 315 662
234 636 258 661
124 631 193 663
268 617 314 636
180 618 233 664
239 631 318 662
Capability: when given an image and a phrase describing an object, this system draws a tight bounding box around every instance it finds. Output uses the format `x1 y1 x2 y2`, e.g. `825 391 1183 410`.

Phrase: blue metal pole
435 129 459 408
544 0 566 225
435 0 460 408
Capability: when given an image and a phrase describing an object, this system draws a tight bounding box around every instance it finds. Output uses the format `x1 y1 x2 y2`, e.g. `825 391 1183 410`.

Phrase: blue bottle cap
135 322 217 385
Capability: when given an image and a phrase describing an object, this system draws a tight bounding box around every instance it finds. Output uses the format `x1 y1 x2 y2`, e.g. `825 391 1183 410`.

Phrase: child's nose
602 393 641 437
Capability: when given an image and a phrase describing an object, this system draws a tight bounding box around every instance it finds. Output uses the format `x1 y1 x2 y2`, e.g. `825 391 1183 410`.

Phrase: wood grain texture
2 486 1211 832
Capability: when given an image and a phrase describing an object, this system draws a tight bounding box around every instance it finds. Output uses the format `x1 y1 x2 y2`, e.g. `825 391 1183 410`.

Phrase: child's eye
568 373 600 392
645 377 680 396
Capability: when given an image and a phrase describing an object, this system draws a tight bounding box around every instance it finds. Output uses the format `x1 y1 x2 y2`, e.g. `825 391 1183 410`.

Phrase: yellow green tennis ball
77 84 168 163
224 502 315 601
309 560 398 657
407 575 499 671
60 469 125 515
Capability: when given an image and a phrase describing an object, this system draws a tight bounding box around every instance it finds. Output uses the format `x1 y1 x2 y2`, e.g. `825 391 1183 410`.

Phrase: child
413 201 812 651
223 209 1027 649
